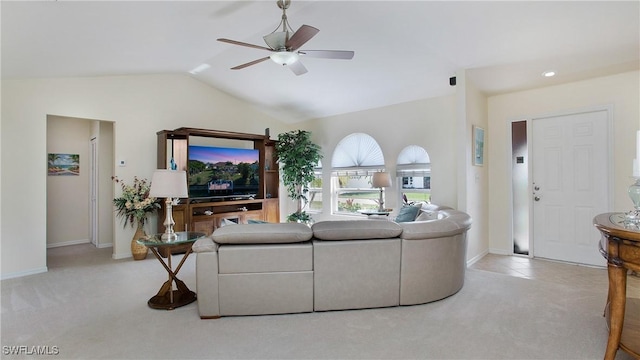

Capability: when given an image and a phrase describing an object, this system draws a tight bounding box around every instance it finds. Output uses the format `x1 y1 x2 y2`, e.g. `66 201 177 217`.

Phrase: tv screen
188 145 260 199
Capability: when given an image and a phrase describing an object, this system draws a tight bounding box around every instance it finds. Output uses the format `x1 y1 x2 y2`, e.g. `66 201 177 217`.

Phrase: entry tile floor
470 253 640 299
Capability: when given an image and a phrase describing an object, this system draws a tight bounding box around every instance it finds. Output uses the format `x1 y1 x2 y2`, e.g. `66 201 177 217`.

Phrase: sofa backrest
399 209 472 240
212 223 313 244
312 220 402 240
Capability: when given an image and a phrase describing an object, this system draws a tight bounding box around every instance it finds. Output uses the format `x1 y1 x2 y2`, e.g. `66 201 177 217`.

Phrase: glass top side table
137 231 205 310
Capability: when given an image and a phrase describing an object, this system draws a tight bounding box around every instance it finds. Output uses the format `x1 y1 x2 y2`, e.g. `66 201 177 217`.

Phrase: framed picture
473 126 485 166
48 153 80 176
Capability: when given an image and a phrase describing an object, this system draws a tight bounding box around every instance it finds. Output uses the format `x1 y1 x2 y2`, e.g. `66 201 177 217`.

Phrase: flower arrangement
112 176 160 228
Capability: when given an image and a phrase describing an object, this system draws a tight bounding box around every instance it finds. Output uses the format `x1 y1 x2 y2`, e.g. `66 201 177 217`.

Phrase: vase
131 223 148 260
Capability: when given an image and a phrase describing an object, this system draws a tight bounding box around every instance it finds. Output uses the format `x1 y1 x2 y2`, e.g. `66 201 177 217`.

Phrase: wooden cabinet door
158 204 188 233
263 198 280 223
192 217 215 236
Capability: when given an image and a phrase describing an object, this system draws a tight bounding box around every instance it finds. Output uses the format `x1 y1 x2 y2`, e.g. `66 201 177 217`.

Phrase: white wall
1 74 290 278
300 94 459 218
487 70 640 255
46 116 91 247
460 73 490 264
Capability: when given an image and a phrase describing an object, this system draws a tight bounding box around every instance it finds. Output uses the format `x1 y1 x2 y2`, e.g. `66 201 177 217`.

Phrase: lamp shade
372 172 392 188
149 170 188 198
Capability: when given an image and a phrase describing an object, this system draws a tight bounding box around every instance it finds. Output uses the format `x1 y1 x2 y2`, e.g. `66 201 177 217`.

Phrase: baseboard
97 243 113 249
466 249 489 267
112 252 132 260
47 239 90 248
489 247 511 256
1 266 48 280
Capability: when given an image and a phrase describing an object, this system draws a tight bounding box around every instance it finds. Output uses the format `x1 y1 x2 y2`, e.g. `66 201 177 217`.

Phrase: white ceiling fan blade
298 50 354 60
288 60 308 76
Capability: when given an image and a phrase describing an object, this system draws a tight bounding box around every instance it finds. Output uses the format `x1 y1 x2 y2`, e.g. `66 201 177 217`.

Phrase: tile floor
470 253 640 299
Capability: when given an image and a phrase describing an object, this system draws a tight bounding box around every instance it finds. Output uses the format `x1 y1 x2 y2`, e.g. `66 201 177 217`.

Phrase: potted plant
275 130 323 223
112 176 161 260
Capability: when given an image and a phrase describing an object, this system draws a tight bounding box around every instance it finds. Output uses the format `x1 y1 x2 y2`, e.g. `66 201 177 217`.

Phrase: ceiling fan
217 0 355 76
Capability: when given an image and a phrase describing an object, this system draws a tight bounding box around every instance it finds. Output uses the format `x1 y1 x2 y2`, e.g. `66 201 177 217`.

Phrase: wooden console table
593 213 640 360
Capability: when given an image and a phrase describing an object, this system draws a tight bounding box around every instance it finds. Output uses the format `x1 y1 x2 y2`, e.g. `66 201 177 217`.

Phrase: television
188 145 260 200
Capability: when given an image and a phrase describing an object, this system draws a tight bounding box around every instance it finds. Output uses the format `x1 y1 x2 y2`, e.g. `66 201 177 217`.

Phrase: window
397 145 431 203
331 133 385 215
305 160 323 213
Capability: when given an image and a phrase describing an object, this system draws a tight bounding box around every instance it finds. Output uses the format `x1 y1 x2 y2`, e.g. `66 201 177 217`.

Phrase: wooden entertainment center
156 127 279 237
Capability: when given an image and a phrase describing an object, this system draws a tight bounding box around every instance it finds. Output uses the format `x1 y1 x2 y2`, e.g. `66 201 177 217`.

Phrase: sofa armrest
196 251 220 319
192 236 218 253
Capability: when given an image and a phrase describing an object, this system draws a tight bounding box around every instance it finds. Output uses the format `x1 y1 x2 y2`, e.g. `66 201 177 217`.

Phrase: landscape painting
48 153 80 176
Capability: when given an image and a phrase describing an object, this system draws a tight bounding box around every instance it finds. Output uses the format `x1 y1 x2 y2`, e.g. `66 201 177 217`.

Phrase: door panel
532 110 608 266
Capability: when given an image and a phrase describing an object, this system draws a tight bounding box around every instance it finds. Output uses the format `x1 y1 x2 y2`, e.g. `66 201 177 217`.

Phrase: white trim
466 249 489 267
46 239 90 248
112 252 132 260
1 267 48 280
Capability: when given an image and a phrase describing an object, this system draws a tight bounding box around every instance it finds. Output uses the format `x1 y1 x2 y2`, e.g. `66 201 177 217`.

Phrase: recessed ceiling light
189 64 210 75
542 71 556 77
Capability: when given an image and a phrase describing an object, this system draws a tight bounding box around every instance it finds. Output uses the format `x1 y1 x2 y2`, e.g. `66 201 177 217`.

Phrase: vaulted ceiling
2 1 638 123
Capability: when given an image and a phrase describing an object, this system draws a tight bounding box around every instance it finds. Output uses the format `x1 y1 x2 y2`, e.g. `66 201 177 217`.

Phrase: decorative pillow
192 237 218 253
394 204 422 223
219 218 238 227
416 210 438 221
247 219 269 224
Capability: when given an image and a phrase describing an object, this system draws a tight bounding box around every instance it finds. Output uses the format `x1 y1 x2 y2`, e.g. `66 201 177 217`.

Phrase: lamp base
160 231 178 242
625 177 640 227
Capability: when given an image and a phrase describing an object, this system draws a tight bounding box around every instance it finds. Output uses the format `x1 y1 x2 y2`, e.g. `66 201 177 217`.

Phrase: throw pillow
394 204 421 223
219 218 238 227
248 219 269 224
415 210 438 221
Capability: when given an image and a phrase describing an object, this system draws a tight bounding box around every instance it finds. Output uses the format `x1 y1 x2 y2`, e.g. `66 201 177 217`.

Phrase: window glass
306 161 322 213
397 145 431 204
331 133 385 215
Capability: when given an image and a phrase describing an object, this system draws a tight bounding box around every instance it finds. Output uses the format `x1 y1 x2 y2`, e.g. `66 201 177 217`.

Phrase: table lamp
372 172 392 212
150 169 188 241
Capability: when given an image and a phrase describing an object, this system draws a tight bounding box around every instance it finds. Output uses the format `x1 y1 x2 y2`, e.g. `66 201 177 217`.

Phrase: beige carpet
0 244 635 360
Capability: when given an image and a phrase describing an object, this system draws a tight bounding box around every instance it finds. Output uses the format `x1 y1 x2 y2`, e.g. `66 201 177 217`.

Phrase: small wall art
473 125 485 166
48 153 80 176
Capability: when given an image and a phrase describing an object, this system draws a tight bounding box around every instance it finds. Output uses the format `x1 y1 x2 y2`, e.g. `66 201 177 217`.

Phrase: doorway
46 116 114 251
511 108 611 266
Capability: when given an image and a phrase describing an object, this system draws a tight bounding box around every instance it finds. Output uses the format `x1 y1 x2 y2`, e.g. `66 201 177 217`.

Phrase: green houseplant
275 130 323 223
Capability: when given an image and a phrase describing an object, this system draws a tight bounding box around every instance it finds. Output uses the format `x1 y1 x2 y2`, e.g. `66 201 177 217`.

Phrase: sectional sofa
193 205 472 319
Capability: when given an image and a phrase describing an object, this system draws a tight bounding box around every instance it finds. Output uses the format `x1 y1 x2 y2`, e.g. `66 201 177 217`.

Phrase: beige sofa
194 205 472 319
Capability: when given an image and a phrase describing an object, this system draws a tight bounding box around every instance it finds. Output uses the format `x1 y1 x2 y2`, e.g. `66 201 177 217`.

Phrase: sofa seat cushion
312 220 402 240
212 223 313 244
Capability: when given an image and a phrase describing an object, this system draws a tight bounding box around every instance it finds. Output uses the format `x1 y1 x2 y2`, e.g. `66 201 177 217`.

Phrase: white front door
531 109 609 266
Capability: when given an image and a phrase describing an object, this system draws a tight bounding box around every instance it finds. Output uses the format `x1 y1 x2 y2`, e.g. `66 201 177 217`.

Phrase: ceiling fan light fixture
270 51 299 66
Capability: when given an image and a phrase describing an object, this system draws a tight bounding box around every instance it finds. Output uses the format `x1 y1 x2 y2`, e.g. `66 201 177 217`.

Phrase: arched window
396 145 431 203
331 133 386 215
